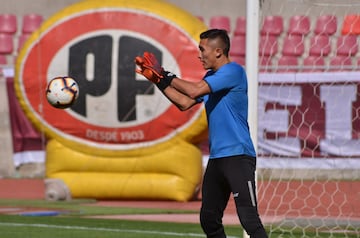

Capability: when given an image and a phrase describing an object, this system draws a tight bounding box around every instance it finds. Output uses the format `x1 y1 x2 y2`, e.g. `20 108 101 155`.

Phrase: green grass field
0 199 242 238
0 215 220 238
0 199 357 238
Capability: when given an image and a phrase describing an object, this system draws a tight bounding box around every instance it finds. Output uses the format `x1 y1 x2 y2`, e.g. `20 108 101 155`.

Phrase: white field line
0 222 240 238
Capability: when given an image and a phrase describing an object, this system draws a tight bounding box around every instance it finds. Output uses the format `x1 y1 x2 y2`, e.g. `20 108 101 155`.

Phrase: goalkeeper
135 29 268 238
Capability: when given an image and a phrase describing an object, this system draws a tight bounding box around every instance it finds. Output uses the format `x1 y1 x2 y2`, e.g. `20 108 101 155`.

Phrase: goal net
256 0 360 237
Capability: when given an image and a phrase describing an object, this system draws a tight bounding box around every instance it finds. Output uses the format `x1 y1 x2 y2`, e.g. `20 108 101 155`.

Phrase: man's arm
160 77 211 111
134 52 210 111
161 85 197 111
170 77 211 99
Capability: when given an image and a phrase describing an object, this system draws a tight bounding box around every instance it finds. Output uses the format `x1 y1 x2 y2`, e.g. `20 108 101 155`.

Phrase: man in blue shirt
135 29 268 238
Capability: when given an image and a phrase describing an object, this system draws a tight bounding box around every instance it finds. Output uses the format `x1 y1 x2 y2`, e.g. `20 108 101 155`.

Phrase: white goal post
245 1 259 237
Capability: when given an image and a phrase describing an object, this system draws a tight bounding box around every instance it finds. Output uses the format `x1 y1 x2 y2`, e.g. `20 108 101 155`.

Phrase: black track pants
200 155 268 238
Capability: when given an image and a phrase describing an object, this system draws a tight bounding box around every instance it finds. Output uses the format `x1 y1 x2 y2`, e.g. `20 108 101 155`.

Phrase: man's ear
215 48 222 58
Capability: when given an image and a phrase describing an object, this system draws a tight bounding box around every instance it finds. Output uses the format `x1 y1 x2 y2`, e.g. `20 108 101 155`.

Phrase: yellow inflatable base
46 139 203 201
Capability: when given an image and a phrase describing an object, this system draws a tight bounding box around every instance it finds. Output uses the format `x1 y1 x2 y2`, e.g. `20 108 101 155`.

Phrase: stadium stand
233 16 246 36
341 14 360 35
0 14 17 35
287 15 311 35
329 55 353 71
230 34 246 57
231 55 245 67
21 13 43 34
308 34 331 57
313 15 337 36
209 15 231 32
276 55 299 72
0 33 14 54
17 33 30 52
302 55 325 72
0 55 7 64
259 56 273 72
0 9 358 72
260 15 284 36
259 35 278 57
282 34 305 57
336 35 358 56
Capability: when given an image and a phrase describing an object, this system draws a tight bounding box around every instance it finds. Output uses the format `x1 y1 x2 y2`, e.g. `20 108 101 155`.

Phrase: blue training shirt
202 62 256 159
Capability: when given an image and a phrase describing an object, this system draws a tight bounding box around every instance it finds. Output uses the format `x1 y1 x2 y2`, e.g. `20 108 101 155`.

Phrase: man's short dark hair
200 29 230 56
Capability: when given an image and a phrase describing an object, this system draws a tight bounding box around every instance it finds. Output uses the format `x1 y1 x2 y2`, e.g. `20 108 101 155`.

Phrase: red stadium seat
336 35 358 56
231 55 245 66
302 56 325 72
314 15 337 35
341 14 360 35
282 34 304 57
234 16 246 36
18 34 30 52
309 35 331 56
261 15 284 36
0 55 7 64
22 14 43 34
0 33 14 54
259 35 278 57
287 15 310 35
230 35 246 56
0 14 17 34
209 16 231 32
329 55 353 71
259 56 273 72
276 56 298 72
0 55 6 76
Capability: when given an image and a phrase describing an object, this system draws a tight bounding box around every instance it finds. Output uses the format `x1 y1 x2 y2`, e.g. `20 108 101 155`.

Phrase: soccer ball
46 76 79 109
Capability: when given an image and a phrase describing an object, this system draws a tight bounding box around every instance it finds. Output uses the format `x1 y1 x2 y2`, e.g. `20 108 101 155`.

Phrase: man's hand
135 52 163 83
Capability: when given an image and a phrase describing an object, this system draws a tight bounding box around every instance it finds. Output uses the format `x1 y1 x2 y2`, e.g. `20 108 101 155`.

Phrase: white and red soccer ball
46 76 79 109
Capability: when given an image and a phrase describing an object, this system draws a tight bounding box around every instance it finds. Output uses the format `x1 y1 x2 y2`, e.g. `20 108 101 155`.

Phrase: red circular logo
18 9 205 149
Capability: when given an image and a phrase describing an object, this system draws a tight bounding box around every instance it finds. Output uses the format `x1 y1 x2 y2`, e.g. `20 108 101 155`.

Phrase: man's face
198 38 218 70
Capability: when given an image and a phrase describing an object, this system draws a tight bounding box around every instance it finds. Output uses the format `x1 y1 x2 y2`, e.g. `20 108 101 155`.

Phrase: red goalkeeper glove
135 52 163 83
135 52 177 91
